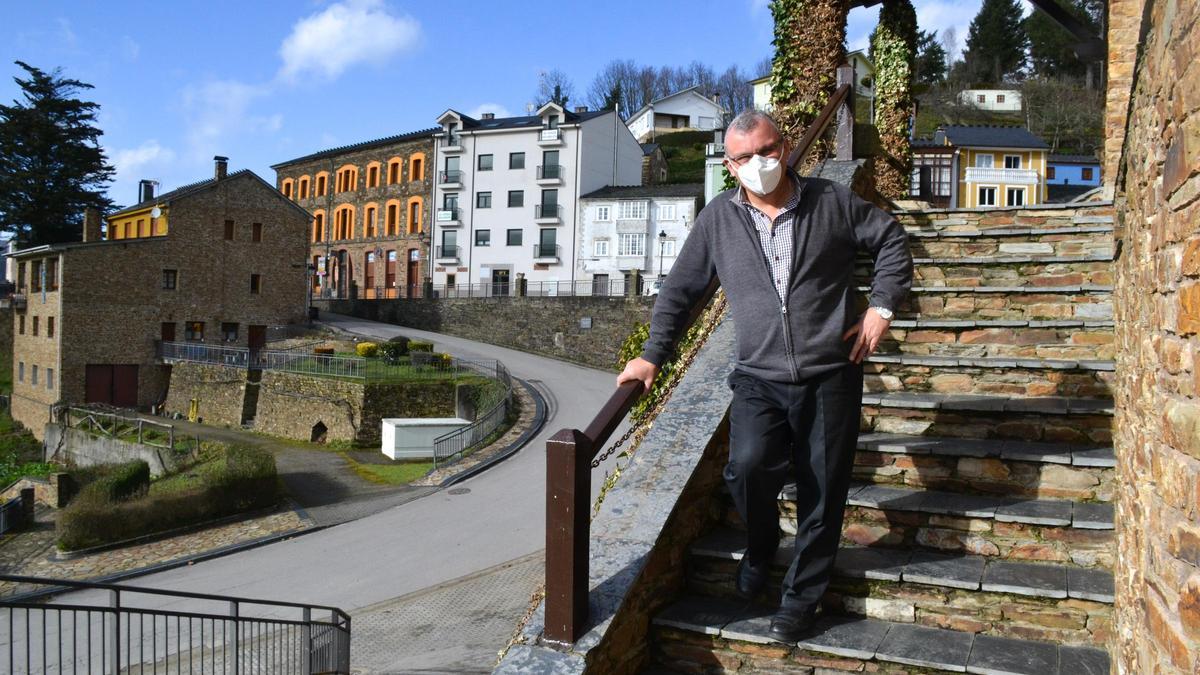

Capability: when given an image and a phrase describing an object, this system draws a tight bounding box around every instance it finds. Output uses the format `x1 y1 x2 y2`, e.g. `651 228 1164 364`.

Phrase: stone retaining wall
162 362 245 428
43 424 186 478
315 296 655 371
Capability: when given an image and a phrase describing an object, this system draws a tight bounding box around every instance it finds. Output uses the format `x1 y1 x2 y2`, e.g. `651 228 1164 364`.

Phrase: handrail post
229 600 240 675
302 607 312 674
108 588 120 674
835 63 855 161
544 428 592 645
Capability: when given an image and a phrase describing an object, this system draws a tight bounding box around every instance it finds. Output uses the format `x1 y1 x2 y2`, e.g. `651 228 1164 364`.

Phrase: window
618 233 646 256
299 178 310 199
478 154 494 171
658 204 677 220
477 192 492 208
595 205 611 221
252 222 263 242
509 152 525 169
974 154 994 168
1004 155 1021 169
386 203 400 235
977 94 986 103
30 261 42 292
618 201 647 219
367 165 379 188
313 212 325 242
17 262 24 291
282 181 293 199
124 222 132 238
31 365 37 386
221 323 239 342
388 159 401 184
138 219 148 237
224 219 235 240
364 207 377 237
594 240 609 257
508 190 524 207
1047 166 1057 180
32 316 38 336
17 362 23 383
1006 187 1026 207
410 154 425 181
47 259 58 290
18 315 23 335
46 368 53 390
1082 167 1094 181
996 94 1006 103
446 273 456 288
316 174 327 196
47 317 54 338
185 321 204 341
660 239 677 257
250 274 262 294
475 230 491 247
978 186 997 207
408 199 423 234
507 229 522 246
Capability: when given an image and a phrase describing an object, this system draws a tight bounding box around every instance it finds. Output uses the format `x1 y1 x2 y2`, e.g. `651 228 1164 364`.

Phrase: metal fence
410 279 645 299
0 497 27 536
159 342 365 380
432 359 513 468
0 575 351 674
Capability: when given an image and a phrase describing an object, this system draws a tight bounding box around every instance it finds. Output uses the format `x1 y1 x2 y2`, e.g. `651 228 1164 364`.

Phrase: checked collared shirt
732 178 804 303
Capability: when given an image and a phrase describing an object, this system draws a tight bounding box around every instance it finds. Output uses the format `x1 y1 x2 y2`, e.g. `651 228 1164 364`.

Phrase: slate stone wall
161 363 245 428
1110 0 1200 671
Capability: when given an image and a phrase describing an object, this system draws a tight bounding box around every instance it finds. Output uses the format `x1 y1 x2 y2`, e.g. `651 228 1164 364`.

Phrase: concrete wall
1111 0 1200 671
44 424 185 477
315 295 655 370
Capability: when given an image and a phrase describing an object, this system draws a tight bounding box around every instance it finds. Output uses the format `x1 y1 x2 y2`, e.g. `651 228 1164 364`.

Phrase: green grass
343 455 432 485
0 409 54 487
148 455 223 496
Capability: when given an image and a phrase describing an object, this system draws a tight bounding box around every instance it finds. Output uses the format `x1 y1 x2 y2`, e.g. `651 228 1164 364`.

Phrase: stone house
639 143 669 185
9 158 310 438
272 128 437 299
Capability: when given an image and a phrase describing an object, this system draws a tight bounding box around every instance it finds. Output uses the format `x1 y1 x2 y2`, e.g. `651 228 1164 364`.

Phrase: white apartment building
430 103 643 293
578 184 704 293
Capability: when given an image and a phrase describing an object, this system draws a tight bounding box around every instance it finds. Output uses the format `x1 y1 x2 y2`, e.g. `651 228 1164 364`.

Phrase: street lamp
658 229 668 278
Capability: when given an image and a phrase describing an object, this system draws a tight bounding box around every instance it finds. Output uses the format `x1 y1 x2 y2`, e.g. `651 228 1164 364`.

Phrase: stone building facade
1110 0 1200 671
9 160 310 438
272 129 437 300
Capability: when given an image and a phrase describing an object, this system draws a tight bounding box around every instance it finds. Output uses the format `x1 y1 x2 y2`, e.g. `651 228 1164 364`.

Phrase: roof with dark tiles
940 125 1050 150
270 128 439 169
580 183 704 200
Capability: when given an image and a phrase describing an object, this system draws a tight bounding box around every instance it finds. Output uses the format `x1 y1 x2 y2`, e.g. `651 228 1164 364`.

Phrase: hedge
57 445 278 551
356 342 379 358
408 340 433 353
378 341 407 363
79 460 150 502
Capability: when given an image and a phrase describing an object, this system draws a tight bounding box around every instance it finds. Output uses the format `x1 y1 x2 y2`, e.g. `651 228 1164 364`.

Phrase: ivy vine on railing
871 0 917 199
769 0 850 160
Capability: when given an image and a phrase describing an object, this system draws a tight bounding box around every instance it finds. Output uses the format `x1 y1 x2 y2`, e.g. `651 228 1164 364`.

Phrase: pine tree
962 0 1029 84
1025 0 1100 82
602 82 623 112
914 29 948 86
0 62 114 246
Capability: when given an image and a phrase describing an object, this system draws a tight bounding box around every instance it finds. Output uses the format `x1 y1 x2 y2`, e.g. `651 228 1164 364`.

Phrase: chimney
574 106 588 113
214 155 229 180
138 179 155 204
481 112 495 120
82 207 102 243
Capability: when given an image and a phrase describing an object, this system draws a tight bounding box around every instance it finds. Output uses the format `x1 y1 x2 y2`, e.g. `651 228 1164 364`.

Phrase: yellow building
935 126 1050 209
107 179 172 240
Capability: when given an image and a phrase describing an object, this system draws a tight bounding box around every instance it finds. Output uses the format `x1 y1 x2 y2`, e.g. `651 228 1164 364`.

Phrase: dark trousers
725 362 863 612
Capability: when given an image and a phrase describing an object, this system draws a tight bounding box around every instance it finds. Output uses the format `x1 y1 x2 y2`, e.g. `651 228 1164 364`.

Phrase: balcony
439 170 463 189
436 207 461 226
964 167 1039 185
536 164 564 185
705 142 725 157
538 128 563 146
443 134 464 152
435 245 460 262
3 293 26 310
534 203 563 224
532 243 561 263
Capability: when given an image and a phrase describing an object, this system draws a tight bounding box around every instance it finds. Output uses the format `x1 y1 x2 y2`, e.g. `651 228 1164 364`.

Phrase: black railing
535 204 562 219
537 164 563 180
444 134 463 147
436 245 460 259
542 64 857 646
532 244 560 259
0 575 351 673
439 170 463 184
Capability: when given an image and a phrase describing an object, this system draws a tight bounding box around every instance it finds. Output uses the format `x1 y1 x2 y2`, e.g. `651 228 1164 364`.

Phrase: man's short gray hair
727 109 782 138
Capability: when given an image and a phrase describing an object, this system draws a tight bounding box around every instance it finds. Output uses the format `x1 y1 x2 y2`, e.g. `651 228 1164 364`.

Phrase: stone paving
0 504 312 597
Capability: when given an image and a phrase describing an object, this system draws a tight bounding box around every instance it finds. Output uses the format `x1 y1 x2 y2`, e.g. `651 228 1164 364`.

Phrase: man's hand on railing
616 357 660 394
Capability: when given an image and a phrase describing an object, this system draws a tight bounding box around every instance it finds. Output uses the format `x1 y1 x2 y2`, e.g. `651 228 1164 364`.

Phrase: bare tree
941 26 958 65
535 69 575 108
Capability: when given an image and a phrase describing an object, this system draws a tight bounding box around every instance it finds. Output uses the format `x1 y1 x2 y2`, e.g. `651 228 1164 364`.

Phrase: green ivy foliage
768 0 850 155
616 319 706 423
871 0 917 199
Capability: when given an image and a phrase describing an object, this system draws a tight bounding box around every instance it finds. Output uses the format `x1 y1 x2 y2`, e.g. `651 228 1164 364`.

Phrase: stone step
904 226 1114 260
853 433 1114 501
863 354 1114 399
687 529 1113 646
886 285 1113 322
650 594 1112 674
878 321 1114 361
862 393 1113 444
858 255 1114 289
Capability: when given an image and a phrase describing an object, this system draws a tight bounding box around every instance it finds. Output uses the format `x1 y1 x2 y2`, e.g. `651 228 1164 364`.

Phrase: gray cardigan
641 175 913 383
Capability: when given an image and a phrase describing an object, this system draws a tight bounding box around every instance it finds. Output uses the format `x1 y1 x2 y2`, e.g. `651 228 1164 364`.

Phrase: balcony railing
705 142 725 156
537 164 563 180
964 167 1039 185
436 207 460 222
540 62 859 646
539 128 562 143
436 245 460 259
532 243 560 259
439 170 463 185
444 134 463 149
535 203 562 219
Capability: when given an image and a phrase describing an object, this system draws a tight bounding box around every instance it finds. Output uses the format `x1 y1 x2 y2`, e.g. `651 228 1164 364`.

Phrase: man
617 109 912 642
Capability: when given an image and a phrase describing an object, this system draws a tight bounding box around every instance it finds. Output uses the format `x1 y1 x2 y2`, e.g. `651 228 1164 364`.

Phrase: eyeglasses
725 139 785 167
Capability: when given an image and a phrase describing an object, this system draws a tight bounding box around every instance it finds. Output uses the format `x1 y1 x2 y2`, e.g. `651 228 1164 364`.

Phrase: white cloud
56 18 77 47
278 0 421 82
180 79 281 160
468 103 512 119
120 36 140 61
113 140 175 177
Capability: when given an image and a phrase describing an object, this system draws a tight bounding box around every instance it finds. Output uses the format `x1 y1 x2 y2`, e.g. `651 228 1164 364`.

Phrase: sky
2 0 986 208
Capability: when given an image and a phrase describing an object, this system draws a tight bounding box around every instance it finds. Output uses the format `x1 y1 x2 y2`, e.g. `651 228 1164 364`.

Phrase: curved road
35 313 633 671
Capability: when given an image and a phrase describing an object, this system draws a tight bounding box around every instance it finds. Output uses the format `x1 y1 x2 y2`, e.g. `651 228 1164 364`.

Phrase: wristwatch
870 306 894 320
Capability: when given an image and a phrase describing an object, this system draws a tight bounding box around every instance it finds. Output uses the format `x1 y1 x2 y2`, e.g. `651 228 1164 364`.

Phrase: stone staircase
643 205 1116 674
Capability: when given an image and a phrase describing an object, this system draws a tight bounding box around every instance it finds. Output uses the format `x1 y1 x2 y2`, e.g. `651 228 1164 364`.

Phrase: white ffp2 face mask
736 154 784 196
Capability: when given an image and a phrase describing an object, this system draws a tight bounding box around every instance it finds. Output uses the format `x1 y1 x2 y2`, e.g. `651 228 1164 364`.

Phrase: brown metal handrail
542 63 856 646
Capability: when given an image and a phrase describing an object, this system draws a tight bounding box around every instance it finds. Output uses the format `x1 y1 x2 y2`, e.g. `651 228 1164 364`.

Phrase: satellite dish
151 206 162 219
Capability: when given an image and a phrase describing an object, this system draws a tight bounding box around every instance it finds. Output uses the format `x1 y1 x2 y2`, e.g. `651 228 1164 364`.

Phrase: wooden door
112 365 139 408
161 322 176 342
248 325 267 350
85 365 113 404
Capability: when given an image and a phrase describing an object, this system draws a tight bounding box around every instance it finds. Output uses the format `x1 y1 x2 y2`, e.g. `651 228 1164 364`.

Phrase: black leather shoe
734 557 769 599
767 608 816 643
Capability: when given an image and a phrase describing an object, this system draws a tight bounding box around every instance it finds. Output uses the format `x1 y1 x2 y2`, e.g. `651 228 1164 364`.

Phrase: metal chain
591 292 729 469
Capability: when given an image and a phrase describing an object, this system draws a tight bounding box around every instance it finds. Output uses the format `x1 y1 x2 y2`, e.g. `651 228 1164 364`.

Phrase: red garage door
85 365 139 408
